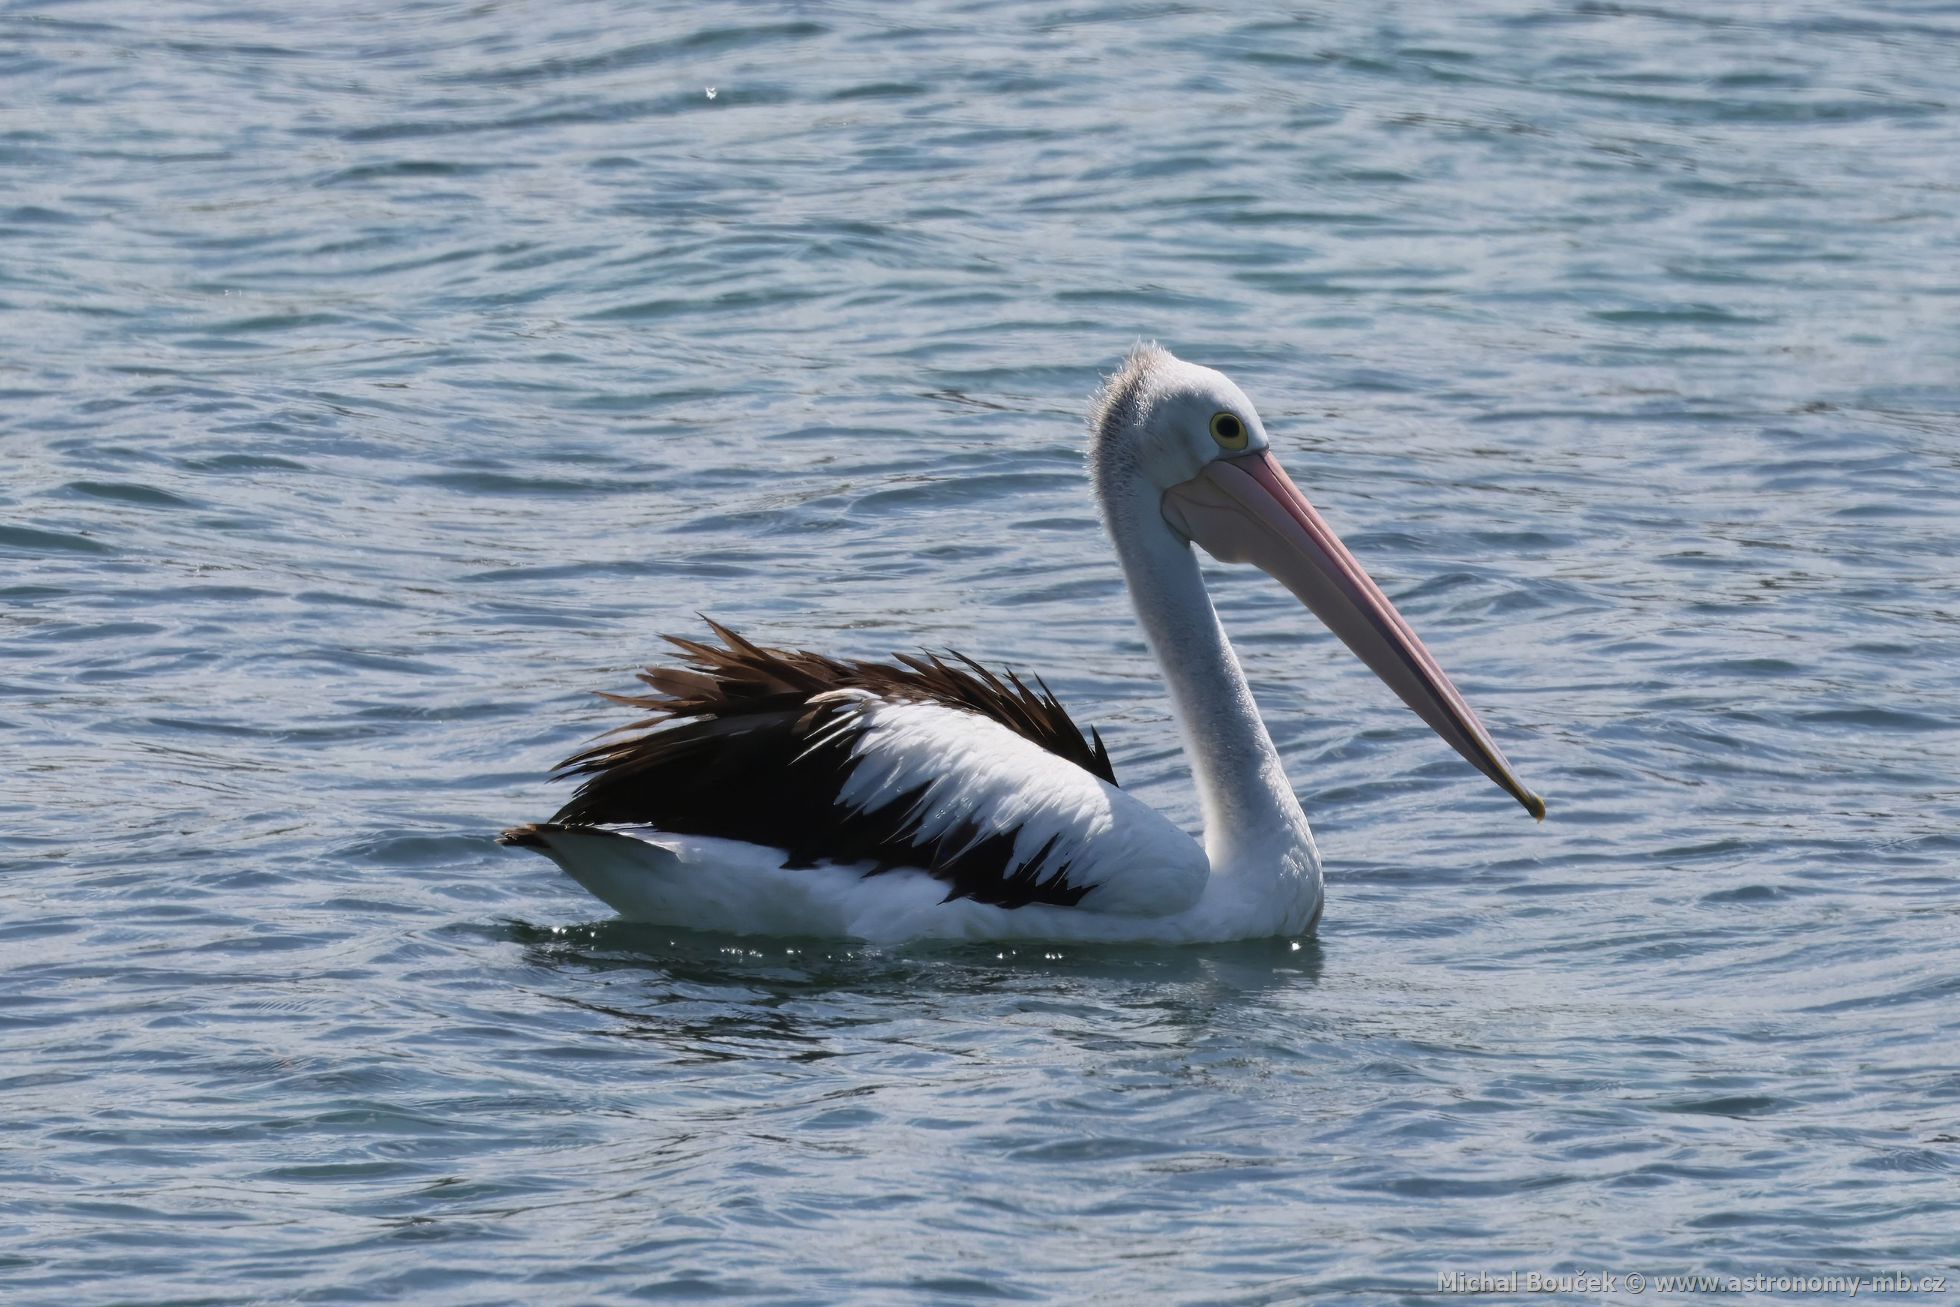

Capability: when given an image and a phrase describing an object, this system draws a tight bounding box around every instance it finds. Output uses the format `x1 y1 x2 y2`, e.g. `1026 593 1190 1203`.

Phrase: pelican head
1091 345 1544 820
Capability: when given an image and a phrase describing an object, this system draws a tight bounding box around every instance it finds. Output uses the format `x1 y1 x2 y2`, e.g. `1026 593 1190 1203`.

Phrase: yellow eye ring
1209 411 1249 451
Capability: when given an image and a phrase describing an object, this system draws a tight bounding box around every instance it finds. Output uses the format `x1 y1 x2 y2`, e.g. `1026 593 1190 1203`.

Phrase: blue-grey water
6 1 1960 1301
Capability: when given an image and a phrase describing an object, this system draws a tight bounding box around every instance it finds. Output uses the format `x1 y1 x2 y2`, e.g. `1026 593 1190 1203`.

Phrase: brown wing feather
526 621 1115 910
569 617 1115 791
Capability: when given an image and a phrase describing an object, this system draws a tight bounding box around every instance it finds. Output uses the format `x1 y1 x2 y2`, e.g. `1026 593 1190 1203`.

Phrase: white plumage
504 347 1542 943
829 698 1209 918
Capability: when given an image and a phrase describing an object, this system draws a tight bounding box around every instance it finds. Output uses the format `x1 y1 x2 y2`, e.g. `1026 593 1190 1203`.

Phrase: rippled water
6 0 1960 1300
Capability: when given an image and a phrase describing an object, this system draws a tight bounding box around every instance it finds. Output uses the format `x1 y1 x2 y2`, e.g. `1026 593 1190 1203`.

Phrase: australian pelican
503 346 1542 943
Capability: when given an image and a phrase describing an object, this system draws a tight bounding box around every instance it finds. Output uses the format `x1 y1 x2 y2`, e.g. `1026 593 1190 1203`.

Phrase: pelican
502 346 1543 943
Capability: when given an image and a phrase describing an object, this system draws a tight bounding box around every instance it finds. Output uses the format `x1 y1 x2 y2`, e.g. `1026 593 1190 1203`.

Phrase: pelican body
503 347 1541 943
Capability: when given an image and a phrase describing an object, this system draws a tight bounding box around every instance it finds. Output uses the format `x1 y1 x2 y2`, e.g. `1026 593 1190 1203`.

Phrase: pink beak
1163 450 1544 820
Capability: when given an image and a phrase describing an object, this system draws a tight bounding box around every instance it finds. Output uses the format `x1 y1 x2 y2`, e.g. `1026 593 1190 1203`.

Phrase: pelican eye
1209 411 1248 451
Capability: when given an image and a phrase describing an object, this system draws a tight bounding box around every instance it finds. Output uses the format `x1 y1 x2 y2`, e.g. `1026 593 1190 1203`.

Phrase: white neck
1096 473 1314 877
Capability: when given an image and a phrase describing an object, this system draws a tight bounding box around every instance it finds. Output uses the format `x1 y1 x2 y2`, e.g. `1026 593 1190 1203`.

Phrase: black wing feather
530 620 1112 909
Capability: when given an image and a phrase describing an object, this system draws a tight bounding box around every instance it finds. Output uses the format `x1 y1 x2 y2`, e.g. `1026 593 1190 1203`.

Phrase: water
5 0 1959 1300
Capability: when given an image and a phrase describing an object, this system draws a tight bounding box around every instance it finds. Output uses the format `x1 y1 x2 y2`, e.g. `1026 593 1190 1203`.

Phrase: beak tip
1524 791 1547 822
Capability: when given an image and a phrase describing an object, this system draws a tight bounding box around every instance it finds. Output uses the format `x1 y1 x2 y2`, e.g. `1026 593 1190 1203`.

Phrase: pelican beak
1162 450 1544 820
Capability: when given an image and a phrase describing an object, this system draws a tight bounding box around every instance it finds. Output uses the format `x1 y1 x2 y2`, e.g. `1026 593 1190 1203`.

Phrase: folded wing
540 622 1209 916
